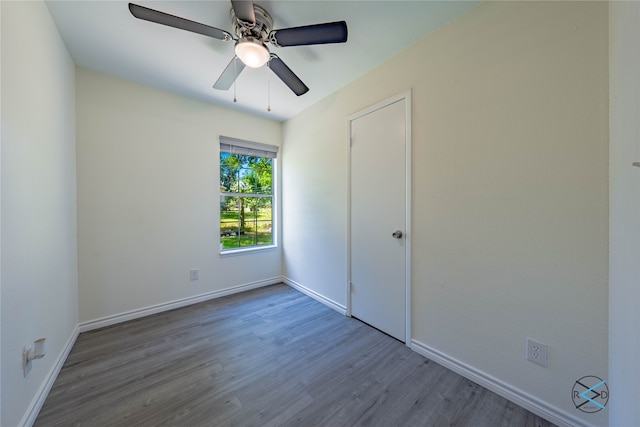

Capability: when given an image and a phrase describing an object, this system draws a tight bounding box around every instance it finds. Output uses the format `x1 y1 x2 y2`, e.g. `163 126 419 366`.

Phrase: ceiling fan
128 1 348 96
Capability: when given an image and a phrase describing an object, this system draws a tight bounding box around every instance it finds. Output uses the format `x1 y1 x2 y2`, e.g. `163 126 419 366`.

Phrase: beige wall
76 69 283 322
282 2 608 425
1 2 79 426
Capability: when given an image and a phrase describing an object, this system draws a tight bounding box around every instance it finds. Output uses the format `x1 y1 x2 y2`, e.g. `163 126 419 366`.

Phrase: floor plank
35 284 556 427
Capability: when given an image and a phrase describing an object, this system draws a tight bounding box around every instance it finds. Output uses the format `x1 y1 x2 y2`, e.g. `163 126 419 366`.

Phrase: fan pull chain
233 57 237 103
266 60 271 112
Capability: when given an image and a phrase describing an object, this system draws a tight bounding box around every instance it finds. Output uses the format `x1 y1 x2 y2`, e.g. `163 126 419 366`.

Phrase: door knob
633 162 640 167
392 230 403 239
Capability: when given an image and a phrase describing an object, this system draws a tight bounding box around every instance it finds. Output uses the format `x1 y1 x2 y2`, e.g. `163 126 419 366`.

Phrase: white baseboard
282 276 347 315
79 277 282 332
410 339 592 427
20 325 80 427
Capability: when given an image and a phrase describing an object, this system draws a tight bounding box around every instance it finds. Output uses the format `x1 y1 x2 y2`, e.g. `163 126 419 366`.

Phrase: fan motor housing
230 4 273 42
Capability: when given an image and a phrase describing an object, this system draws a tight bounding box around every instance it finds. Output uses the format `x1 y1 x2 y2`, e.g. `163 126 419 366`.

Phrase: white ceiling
46 0 478 121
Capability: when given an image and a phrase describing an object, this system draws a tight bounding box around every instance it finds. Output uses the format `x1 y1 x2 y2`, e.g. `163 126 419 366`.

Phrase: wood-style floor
35 284 555 427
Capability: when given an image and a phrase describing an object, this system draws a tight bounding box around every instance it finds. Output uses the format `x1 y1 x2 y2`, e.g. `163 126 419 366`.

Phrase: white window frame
219 136 278 256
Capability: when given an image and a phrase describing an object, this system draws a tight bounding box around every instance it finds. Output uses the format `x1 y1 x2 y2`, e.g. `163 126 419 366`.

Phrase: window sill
219 245 278 257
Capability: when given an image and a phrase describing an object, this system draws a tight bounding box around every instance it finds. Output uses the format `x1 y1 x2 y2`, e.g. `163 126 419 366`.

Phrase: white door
349 93 410 343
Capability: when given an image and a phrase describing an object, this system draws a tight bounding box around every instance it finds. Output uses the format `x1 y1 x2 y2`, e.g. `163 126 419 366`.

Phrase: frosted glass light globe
235 38 270 68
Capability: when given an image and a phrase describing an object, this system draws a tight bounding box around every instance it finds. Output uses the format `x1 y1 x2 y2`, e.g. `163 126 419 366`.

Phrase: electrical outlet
189 269 199 281
526 338 548 367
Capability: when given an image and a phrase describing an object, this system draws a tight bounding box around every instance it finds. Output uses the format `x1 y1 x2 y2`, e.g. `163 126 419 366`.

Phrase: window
219 136 278 252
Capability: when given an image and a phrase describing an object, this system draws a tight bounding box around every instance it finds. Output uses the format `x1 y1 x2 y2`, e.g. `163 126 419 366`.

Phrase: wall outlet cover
526 337 548 367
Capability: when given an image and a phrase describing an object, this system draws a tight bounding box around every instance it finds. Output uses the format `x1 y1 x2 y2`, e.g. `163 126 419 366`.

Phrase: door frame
346 90 412 346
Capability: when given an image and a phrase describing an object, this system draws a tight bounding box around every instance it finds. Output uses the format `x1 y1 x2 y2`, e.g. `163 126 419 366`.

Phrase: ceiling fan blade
230 0 256 26
269 21 347 47
213 57 246 90
128 3 233 41
269 55 309 96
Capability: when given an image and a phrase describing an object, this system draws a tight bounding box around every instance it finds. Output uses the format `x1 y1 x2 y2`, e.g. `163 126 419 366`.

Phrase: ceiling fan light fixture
235 38 270 68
